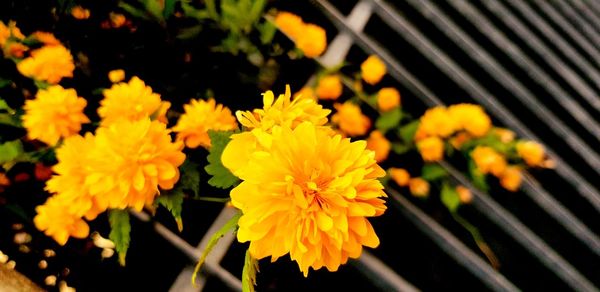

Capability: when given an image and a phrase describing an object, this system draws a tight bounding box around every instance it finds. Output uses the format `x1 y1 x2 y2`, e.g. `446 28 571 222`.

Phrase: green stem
186 196 230 203
451 212 500 269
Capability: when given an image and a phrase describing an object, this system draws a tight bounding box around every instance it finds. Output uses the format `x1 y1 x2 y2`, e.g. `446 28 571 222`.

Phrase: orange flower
456 185 472 204
418 106 457 138
110 12 127 28
296 24 327 58
448 104 491 137
361 55 386 85
493 128 515 143
416 136 444 162
275 12 305 40
389 168 410 187
0 21 25 47
172 98 238 149
3 42 28 58
293 87 316 100
450 132 471 149
17 45 74 84
500 166 522 192
332 102 370 137
31 32 61 46
316 75 343 100
366 130 391 162
516 141 545 167
108 69 125 83
409 178 429 197
34 195 90 246
377 88 401 112
71 6 91 20
471 146 507 177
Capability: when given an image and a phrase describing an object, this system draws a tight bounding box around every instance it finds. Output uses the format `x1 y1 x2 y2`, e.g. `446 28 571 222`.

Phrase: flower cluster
221 86 387 276
275 12 327 58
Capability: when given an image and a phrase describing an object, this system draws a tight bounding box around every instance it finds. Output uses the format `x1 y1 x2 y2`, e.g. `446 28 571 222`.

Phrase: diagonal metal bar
387 188 519 292
581 0 600 21
554 0 600 48
497 0 600 112
350 251 421 292
312 1 599 290
567 0 600 32
378 0 600 259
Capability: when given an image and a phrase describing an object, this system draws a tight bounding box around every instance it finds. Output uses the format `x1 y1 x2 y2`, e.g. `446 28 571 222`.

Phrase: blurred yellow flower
275 12 305 40
366 130 391 162
173 98 238 149
88 119 186 211
110 12 127 28
293 87 316 100
493 128 515 143
500 166 522 192
34 195 90 246
456 185 472 204
296 24 327 58
332 102 370 137
17 45 74 84
3 42 28 58
99 76 170 125
418 106 457 138
449 132 471 149
448 104 491 137
108 69 125 83
471 146 507 177
416 136 444 162
377 87 401 112
31 32 61 46
0 21 25 47
71 6 91 20
316 75 342 100
409 178 429 197
516 141 545 167
22 85 90 145
361 55 386 85
389 168 410 187
230 122 386 276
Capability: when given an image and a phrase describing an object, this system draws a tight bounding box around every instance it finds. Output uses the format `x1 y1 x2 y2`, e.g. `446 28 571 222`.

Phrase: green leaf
0 140 23 165
0 78 11 89
179 160 201 196
375 108 402 133
398 120 419 143
441 182 460 213
156 191 184 231
142 0 165 21
391 143 411 155
34 80 49 89
205 0 219 20
192 211 241 286
108 209 131 266
163 0 176 19
242 249 259 292
468 158 488 192
258 21 277 45
119 2 152 20
177 25 203 40
205 130 240 189
248 0 267 24
421 163 447 181
0 98 11 112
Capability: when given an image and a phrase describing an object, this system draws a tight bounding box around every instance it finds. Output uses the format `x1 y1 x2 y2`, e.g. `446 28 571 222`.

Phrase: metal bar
555 0 600 48
351 251 421 292
312 1 599 290
581 0 600 20
444 0 600 211
380 0 600 259
567 0 600 32
130 210 243 292
387 188 519 292
503 0 600 111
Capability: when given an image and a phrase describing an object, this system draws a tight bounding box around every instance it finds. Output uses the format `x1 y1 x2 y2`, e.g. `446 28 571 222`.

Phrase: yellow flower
500 166 521 192
471 146 507 177
493 128 515 143
230 122 387 276
108 69 125 83
275 12 305 40
17 45 74 84
450 132 471 149
3 42 28 58
416 136 444 162
409 178 429 197
418 106 457 138
377 87 401 112
99 76 170 125
236 85 330 132
316 75 343 100
516 141 545 167
389 168 410 187
31 31 61 46
332 102 371 137
366 130 391 162
87 118 186 211
0 21 25 47
456 185 472 204
22 85 90 145
296 24 327 58
448 104 491 137
172 98 238 149
293 87 316 101
110 12 127 28
34 195 90 246
71 6 91 20
361 55 386 85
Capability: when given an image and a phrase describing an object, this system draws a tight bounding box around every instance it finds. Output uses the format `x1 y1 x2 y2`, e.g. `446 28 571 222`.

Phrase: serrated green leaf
192 211 241 286
0 140 23 165
242 248 259 292
468 158 488 192
375 108 402 133
205 130 240 189
108 209 131 266
156 191 184 231
180 160 201 196
421 163 447 181
441 182 460 212
398 120 419 143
